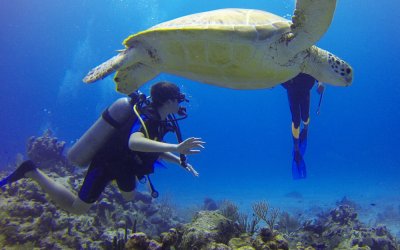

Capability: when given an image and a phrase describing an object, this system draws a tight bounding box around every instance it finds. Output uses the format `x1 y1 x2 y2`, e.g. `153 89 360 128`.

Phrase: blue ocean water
0 0 399 232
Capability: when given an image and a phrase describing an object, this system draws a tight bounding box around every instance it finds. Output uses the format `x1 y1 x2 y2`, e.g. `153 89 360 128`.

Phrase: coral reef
375 204 400 238
276 211 302 234
0 171 184 249
336 196 361 210
123 204 399 250
0 132 399 249
179 210 240 249
1 177 399 249
123 208 289 250
204 197 219 211
288 205 398 250
26 129 72 174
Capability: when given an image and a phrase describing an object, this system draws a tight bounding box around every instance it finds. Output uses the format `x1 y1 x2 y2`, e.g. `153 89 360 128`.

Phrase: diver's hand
176 137 205 155
316 82 325 95
186 163 199 177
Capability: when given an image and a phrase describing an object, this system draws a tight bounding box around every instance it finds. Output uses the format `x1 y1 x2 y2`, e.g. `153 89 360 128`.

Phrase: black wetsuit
78 106 172 203
282 73 316 128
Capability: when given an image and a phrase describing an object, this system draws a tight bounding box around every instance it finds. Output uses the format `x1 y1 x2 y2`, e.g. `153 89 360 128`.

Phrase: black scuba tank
67 97 135 167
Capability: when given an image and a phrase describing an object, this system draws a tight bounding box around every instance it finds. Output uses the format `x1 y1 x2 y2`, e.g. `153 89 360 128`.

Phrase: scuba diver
282 73 324 179
0 81 205 214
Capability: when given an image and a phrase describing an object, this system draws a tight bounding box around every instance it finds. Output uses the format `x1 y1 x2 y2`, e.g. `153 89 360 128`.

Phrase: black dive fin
0 160 36 187
0 177 9 188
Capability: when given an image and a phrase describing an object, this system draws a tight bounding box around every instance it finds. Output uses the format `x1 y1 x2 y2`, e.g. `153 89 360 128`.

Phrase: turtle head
303 47 353 87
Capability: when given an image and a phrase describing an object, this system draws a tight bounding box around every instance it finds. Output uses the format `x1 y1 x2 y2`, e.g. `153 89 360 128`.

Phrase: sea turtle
83 0 353 94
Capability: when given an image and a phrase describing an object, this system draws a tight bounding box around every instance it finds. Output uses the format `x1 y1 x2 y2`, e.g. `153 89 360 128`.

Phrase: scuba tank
68 92 143 167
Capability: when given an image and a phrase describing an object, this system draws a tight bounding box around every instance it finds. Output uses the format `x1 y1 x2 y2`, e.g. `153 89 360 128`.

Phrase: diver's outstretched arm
160 152 200 177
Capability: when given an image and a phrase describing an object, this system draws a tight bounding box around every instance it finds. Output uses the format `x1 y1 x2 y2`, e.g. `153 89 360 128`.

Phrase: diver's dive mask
176 92 189 104
175 92 189 118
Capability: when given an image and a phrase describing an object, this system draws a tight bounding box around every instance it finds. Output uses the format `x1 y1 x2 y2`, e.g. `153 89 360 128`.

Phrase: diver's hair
151 81 181 107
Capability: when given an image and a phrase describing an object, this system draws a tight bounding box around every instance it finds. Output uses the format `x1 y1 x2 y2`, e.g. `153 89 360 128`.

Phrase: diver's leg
289 100 303 164
300 117 310 142
287 91 301 128
300 91 310 140
31 158 109 214
1 160 95 214
116 170 137 202
299 91 311 155
292 123 302 163
70 198 92 214
287 91 301 152
26 169 91 214
299 79 314 131
300 91 311 130
286 89 307 179
290 107 306 178
76 162 109 212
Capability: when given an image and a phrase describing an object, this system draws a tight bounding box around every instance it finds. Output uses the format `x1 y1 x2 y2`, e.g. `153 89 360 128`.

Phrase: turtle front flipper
83 47 141 84
114 63 159 94
280 0 337 56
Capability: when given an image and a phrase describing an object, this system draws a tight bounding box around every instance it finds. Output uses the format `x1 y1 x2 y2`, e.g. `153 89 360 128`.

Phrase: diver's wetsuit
78 106 172 203
282 73 316 128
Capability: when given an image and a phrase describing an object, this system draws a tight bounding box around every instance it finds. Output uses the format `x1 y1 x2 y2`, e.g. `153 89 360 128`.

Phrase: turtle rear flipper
114 63 159 94
83 47 141 84
83 54 125 83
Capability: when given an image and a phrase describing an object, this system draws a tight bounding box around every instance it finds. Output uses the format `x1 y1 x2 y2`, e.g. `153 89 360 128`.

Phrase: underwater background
1 0 399 244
